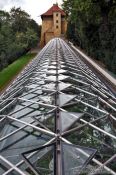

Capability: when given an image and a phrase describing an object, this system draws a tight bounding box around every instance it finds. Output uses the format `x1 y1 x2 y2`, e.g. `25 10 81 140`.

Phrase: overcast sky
0 0 63 24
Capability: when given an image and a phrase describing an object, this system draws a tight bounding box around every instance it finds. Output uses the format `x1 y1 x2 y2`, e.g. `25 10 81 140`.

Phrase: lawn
0 53 37 92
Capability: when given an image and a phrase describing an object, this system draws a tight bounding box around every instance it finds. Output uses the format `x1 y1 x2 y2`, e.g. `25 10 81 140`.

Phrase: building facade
40 4 67 47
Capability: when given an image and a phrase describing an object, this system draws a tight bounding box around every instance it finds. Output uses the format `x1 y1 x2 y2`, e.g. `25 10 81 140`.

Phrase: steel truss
0 38 116 175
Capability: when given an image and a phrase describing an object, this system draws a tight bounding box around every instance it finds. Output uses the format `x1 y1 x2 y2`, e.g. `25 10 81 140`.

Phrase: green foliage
25 28 38 49
63 0 116 74
10 7 30 33
0 8 41 71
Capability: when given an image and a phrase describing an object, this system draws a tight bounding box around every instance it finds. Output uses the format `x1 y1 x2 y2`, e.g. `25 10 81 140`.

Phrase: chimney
53 3 58 6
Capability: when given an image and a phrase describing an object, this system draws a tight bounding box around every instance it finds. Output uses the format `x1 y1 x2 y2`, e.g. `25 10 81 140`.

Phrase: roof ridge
41 4 66 17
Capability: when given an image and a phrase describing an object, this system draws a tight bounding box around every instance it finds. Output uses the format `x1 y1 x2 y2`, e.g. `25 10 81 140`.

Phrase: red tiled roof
41 4 66 17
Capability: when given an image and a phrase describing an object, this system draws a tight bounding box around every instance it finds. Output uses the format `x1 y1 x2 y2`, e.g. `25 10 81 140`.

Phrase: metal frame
0 38 116 175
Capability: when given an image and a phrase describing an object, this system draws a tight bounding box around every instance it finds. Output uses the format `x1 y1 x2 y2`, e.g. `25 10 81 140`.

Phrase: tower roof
41 4 66 18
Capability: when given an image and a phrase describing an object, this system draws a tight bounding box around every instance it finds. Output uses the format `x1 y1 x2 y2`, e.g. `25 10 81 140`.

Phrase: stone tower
40 4 67 47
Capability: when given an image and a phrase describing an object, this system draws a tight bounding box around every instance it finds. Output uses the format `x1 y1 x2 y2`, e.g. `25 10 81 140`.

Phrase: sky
0 0 63 24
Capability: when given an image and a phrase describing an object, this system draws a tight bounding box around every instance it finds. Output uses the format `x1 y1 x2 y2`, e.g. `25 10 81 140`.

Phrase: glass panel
62 142 96 175
43 83 55 90
33 112 55 132
65 126 116 163
59 82 71 91
59 75 69 81
39 95 53 104
60 111 83 132
22 144 55 175
59 94 76 107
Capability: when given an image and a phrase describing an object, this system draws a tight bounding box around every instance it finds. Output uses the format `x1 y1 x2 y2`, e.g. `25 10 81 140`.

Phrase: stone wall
45 32 54 44
61 18 67 35
40 17 53 47
53 12 61 37
40 14 67 47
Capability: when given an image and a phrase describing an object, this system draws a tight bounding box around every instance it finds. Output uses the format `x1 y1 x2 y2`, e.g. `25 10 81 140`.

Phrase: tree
10 7 30 33
62 0 116 73
0 8 41 71
92 0 116 25
28 19 41 37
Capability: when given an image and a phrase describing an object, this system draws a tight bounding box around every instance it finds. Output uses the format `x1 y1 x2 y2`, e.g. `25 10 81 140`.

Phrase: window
56 20 58 23
56 13 58 17
56 25 59 29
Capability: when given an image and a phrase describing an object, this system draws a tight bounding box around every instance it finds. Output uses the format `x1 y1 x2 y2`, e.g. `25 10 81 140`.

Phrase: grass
0 53 37 92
